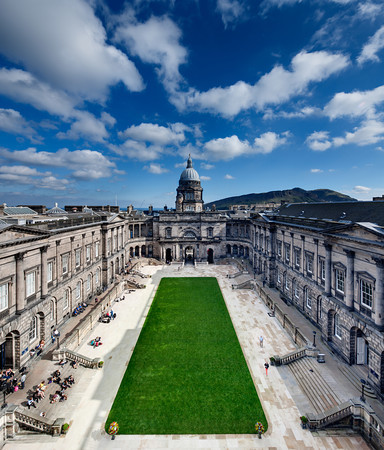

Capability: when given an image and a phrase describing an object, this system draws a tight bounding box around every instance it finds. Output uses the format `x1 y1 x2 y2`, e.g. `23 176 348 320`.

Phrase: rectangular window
47 261 53 283
285 276 289 290
336 269 345 293
361 280 373 308
277 271 281 284
294 283 299 299
75 249 81 267
285 244 290 263
294 249 300 268
0 283 8 311
166 228 172 238
62 254 69 274
306 254 313 274
95 241 100 258
86 245 91 262
319 259 325 281
277 241 282 257
114 235 117 251
107 238 111 254
208 228 213 238
95 270 99 284
26 272 36 297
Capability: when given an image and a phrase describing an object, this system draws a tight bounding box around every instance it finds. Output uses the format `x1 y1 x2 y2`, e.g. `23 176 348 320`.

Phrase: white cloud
200 162 215 170
0 147 116 179
358 2 383 19
113 140 165 161
179 51 349 117
200 175 211 181
306 131 332 151
358 25 384 65
119 123 187 145
143 163 169 174
0 69 76 118
333 120 384 147
0 0 143 101
310 168 323 173
264 106 320 120
216 0 245 28
57 111 115 143
225 174 235 179
0 165 69 190
324 85 384 119
204 132 287 161
354 185 371 193
0 108 40 142
115 15 186 94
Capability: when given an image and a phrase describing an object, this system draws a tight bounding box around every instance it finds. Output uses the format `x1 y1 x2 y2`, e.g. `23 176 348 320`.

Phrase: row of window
165 227 214 238
277 271 374 312
0 269 101 313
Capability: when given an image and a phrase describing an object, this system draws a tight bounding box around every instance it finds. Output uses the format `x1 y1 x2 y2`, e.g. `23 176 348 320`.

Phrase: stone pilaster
373 257 384 327
15 252 25 314
40 245 48 298
344 250 355 310
324 243 332 296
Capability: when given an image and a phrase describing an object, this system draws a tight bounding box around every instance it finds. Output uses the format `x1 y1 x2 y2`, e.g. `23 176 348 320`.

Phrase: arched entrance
141 245 146 257
166 248 172 263
226 244 231 255
5 331 20 369
185 246 194 264
135 245 140 257
350 327 369 365
207 248 214 264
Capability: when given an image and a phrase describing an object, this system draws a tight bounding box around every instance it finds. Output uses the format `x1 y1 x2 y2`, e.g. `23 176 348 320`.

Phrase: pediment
0 225 48 244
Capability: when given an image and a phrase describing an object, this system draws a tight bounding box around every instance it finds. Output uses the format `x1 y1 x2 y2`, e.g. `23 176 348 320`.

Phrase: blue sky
0 0 384 208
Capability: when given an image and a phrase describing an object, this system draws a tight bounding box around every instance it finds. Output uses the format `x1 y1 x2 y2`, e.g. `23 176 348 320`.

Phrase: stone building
0 158 383 398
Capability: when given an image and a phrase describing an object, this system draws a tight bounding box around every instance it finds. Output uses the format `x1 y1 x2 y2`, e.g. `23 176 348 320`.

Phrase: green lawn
106 277 266 434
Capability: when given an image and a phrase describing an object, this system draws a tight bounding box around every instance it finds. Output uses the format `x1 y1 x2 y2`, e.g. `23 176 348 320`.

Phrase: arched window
305 287 311 309
334 313 342 338
87 274 91 291
63 289 69 310
95 268 100 285
29 316 37 341
76 281 81 300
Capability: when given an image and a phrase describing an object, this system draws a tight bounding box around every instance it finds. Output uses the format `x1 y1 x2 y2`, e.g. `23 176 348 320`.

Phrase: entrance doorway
5 331 20 369
185 246 194 264
207 248 214 264
166 248 172 263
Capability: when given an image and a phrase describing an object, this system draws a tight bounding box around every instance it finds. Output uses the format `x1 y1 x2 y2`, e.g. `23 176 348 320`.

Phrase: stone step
338 365 376 399
288 357 340 414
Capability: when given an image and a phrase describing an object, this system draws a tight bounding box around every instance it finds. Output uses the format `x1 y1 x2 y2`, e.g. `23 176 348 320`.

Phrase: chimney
127 205 133 214
0 203 5 216
148 205 153 214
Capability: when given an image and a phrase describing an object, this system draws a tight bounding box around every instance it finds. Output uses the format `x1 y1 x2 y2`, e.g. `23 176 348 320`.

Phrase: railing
307 398 384 449
52 348 99 369
233 279 253 290
228 271 248 278
15 410 54 434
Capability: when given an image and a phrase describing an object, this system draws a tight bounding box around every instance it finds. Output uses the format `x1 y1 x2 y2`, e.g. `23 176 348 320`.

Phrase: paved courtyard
4 263 369 449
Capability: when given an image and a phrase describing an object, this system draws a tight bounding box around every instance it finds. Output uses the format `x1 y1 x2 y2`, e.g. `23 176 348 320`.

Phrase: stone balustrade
52 348 100 369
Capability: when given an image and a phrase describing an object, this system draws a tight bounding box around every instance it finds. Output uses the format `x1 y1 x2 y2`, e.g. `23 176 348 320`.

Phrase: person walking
20 373 26 389
264 361 269 375
259 335 264 348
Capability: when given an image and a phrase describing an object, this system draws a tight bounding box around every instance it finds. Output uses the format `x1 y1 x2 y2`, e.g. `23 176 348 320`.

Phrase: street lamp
312 331 317 347
360 378 367 402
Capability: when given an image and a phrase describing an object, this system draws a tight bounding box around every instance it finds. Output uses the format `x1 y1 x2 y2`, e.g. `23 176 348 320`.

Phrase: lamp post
1 390 7 409
312 331 317 347
360 378 367 402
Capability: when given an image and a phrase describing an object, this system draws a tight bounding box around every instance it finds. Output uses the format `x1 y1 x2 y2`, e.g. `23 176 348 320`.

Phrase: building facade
0 159 383 397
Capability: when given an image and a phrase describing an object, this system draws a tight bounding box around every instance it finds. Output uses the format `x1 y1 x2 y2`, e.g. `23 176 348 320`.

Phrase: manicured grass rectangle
106 277 266 434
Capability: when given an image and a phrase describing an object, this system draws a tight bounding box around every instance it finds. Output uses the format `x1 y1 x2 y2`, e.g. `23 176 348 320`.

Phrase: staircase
287 357 341 413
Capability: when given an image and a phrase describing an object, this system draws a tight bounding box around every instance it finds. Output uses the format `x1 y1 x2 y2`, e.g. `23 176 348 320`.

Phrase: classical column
324 243 332 296
344 250 355 310
373 258 384 327
15 252 25 314
40 246 48 298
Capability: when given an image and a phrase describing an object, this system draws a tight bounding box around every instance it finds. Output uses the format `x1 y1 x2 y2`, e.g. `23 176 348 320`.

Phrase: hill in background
205 188 357 210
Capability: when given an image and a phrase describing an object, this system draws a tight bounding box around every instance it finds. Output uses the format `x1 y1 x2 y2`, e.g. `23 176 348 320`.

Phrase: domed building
175 155 203 212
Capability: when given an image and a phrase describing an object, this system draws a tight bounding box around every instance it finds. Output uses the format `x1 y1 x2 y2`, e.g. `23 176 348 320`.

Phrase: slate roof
4 206 37 215
274 201 384 227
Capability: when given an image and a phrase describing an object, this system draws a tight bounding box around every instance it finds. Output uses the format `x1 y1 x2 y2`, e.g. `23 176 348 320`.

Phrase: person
58 359 67 366
264 361 269 375
70 360 78 369
259 335 264 348
27 398 36 409
40 411 46 417
50 393 60 403
20 373 26 389
110 309 114 320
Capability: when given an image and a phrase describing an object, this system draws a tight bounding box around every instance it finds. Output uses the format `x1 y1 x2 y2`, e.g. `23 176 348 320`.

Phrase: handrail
15 410 53 434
